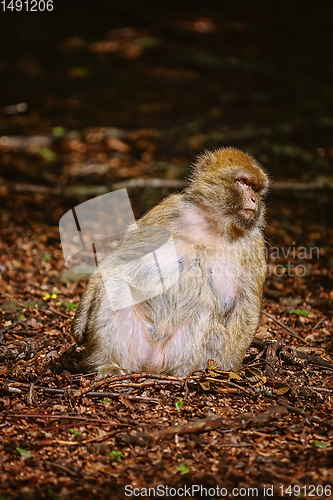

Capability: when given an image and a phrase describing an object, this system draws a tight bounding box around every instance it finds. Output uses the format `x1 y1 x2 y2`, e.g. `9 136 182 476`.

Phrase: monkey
71 147 269 378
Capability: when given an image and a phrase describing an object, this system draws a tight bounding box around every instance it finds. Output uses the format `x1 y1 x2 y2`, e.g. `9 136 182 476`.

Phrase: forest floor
1 190 333 500
1 2 333 499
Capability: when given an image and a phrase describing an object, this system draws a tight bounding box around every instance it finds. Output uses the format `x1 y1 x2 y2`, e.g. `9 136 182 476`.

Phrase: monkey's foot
97 364 126 379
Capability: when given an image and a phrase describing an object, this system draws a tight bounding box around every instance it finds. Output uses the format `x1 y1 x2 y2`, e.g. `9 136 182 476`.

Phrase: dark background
1 1 333 264
2 1 333 128
1 1 333 185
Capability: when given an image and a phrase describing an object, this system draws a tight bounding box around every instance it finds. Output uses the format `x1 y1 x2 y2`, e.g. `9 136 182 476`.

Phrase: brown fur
72 147 269 377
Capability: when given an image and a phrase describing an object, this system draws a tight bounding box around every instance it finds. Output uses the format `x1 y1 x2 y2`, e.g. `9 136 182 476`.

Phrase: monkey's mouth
239 209 255 220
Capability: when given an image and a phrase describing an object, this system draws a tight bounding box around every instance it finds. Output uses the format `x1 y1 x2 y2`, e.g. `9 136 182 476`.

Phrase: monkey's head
185 147 269 238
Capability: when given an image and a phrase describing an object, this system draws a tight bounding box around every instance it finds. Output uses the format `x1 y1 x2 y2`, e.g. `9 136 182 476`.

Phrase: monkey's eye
237 178 249 186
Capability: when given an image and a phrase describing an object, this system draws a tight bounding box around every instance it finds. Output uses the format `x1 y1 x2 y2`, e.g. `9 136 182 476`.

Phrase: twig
70 372 98 379
0 320 21 334
294 350 333 370
99 380 182 389
47 306 71 319
250 338 267 350
263 339 284 379
86 391 161 403
312 316 326 331
0 384 22 394
305 387 333 394
279 349 308 368
0 179 186 198
184 369 205 399
305 364 333 372
204 377 254 395
41 432 130 446
279 402 333 430
271 180 333 191
118 416 228 446
44 461 77 476
75 372 184 396
136 373 184 382
0 413 116 424
17 318 29 328
262 310 310 345
245 405 288 427
26 382 36 406
117 405 289 446
4 176 333 200
215 443 252 448
6 381 161 404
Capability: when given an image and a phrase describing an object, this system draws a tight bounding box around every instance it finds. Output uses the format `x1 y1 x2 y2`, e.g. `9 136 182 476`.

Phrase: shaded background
1 1 333 218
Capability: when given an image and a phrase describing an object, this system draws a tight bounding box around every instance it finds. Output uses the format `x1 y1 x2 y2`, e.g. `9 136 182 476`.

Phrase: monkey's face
186 147 269 236
199 164 268 232
231 172 264 229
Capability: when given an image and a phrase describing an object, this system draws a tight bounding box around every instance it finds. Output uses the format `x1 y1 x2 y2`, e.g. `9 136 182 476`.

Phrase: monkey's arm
220 249 266 371
220 293 262 371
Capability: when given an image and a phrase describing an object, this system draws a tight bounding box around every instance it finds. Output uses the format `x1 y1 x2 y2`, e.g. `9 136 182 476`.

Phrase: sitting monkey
72 147 269 377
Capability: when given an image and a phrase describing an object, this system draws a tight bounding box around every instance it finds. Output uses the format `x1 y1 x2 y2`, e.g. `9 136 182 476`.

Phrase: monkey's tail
71 271 101 344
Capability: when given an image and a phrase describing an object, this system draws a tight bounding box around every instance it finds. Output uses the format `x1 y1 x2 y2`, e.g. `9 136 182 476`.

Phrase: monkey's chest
207 256 239 308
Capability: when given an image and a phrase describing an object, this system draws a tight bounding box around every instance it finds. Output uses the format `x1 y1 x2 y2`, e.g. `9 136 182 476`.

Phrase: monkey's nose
244 195 257 211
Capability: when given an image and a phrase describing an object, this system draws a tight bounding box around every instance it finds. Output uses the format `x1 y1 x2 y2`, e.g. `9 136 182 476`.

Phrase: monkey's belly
126 321 201 374
98 304 209 375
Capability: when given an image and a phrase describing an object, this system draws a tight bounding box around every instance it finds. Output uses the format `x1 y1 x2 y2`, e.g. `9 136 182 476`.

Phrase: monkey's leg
220 296 262 371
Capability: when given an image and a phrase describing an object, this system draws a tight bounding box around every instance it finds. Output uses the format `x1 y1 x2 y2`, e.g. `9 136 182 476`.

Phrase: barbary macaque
72 147 269 378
